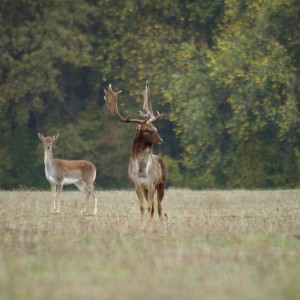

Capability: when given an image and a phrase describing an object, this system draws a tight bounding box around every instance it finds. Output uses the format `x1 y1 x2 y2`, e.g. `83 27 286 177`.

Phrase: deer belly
46 174 79 185
62 170 82 185
63 177 80 185
45 168 81 185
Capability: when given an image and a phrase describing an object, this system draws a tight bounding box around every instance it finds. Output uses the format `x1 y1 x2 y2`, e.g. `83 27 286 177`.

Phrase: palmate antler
140 81 162 123
104 82 162 124
104 84 150 124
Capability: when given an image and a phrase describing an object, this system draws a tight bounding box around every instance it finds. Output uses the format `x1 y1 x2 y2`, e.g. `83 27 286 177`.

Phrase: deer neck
131 135 153 159
44 149 54 170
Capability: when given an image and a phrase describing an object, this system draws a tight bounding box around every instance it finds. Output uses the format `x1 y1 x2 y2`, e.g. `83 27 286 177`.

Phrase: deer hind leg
157 183 165 220
75 181 91 214
86 184 98 215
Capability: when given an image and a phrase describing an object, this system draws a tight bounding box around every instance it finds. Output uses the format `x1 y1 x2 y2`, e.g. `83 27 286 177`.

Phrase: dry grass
0 189 299 300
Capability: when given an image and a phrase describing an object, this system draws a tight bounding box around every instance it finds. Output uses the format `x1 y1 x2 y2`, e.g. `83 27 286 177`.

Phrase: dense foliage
0 0 299 189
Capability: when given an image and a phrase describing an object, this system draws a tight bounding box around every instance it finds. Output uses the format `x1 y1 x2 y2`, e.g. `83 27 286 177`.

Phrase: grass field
0 189 299 300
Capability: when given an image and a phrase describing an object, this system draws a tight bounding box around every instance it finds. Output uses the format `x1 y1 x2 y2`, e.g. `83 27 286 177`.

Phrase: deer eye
144 129 150 134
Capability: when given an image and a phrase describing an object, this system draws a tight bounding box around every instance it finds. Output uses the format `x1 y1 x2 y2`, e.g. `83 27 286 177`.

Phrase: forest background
0 0 299 190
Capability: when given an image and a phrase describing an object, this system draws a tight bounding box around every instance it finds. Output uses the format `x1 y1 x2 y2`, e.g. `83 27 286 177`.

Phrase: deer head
104 82 163 145
38 133 59 150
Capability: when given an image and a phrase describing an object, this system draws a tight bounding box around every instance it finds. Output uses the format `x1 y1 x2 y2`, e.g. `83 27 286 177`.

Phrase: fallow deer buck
104 82 167 221
38 133 98 215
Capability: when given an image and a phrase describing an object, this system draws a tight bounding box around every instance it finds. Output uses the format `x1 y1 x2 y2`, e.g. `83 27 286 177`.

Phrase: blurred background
0 0 299 189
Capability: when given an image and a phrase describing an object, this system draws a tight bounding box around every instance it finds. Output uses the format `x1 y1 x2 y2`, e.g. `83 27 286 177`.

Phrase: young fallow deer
38 133 98 215
104 82 167 222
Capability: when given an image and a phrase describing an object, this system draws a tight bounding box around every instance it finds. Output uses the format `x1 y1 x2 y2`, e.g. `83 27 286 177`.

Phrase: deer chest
131 153 151 178
134 154 151 178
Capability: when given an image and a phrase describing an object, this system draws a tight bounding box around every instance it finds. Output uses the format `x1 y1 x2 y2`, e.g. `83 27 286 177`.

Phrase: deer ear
53 133 59 141
38 133 44 141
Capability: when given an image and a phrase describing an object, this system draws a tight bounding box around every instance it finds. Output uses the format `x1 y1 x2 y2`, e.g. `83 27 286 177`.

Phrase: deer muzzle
158 137 163 144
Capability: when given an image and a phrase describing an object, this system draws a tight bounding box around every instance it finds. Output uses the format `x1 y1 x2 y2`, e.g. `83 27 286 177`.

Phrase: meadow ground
0 189 299 300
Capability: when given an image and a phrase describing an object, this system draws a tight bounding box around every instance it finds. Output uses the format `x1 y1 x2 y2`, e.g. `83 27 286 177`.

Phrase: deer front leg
136 186 145 223
147 186 155 219
55 184 63 213
50 183 57 213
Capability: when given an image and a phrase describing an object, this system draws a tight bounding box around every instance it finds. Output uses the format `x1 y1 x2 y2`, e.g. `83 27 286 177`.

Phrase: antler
141 81 153 118
104 84 150 124
140 81 162 123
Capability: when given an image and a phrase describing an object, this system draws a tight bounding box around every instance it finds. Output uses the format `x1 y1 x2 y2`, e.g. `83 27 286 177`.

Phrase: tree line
0 0 299 189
